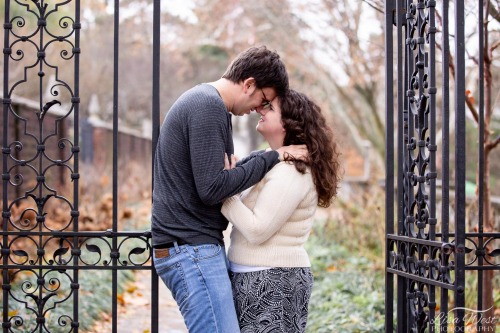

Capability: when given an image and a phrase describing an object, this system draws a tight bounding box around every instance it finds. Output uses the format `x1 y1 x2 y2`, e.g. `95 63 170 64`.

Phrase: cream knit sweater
221 162 318 267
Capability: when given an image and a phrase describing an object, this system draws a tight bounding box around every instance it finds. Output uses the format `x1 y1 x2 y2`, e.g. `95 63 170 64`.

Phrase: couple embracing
151 46 341 333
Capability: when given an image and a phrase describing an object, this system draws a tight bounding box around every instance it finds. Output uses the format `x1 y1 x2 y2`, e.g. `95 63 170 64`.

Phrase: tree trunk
479 1 495 329
481 150 495 331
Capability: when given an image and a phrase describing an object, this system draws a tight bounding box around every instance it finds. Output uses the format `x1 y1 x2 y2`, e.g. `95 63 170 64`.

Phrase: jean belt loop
173 241 180 254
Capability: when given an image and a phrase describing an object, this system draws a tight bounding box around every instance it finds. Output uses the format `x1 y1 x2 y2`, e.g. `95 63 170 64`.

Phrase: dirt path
89 269 188 333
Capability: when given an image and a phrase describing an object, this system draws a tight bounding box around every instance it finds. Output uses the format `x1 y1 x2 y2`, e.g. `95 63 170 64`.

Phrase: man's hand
224 153 238 170
275 144 309 162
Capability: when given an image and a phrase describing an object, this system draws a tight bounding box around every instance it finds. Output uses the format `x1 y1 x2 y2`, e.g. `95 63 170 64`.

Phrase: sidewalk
89 269 188 333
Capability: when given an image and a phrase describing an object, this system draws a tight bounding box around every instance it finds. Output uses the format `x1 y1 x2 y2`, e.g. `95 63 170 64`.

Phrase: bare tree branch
465 94 480 124
491 40 500 52
434 33 495 135
361 0 384 14
486 135 500 153
466 48 479 65
488 0 500 22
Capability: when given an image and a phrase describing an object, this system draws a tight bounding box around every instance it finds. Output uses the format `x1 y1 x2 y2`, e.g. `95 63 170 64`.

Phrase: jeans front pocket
154 257 189 304
191 244 222 261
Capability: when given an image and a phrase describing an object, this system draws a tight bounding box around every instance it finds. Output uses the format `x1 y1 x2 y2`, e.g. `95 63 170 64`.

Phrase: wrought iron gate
2 1 161 332
385 0 499 332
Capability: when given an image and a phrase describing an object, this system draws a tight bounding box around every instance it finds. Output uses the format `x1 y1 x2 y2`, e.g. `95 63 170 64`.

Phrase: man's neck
207 79 236 113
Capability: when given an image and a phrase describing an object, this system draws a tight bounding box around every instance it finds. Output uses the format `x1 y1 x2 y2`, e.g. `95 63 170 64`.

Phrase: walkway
88 269 188 333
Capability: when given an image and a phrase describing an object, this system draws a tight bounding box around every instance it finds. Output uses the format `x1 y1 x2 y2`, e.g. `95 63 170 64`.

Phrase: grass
306 185 500 333
306 216 387 333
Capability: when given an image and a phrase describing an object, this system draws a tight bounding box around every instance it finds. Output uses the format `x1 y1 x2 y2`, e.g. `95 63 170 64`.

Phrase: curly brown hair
279 89 341 208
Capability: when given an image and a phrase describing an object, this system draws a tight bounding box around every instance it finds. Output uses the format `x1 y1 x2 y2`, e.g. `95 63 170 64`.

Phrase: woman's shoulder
268 162 313 181
272 161 311 171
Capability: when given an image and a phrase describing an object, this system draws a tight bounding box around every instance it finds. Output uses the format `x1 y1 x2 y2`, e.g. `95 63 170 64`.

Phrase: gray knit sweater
151 84 279 247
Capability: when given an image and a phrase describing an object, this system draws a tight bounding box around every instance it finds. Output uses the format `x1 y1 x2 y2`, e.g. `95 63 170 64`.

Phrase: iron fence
2 0 161 332
385 0 500 332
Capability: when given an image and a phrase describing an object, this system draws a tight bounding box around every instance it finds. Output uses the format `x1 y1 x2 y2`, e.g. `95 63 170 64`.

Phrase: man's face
232 82 277 117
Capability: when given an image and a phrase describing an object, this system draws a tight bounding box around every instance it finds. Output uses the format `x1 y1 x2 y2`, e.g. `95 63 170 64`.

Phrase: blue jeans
153 242 240 333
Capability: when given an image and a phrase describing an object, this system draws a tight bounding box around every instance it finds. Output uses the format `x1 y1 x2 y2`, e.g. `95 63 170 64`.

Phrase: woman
222 89 341 332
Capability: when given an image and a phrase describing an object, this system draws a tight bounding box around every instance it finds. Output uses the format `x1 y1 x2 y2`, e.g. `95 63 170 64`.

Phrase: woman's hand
224 153 238 170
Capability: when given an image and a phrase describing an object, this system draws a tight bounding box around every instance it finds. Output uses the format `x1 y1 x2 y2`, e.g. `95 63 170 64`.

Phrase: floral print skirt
230 267 313 333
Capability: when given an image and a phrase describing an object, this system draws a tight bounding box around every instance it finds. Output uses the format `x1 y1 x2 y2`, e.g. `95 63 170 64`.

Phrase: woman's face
256 98 286 148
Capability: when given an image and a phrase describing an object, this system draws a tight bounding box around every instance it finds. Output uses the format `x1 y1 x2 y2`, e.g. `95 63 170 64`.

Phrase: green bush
306 227 387 333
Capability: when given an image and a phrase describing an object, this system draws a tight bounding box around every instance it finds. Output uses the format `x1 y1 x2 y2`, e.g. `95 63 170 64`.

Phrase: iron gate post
385 0 471 332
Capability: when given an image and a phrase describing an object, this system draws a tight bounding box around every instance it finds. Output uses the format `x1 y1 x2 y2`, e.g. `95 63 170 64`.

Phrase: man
151 46 307 332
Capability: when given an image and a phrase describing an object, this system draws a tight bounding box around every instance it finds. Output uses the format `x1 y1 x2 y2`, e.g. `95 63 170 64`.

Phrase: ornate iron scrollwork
2 1 153 331
2 1 83 330
402 0 439 331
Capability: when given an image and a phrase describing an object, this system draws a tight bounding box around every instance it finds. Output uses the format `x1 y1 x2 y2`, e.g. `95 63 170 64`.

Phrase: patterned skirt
230 267 313 333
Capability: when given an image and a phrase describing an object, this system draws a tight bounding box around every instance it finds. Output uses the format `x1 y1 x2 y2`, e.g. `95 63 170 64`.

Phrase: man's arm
234 150 266 167
221 163 309 244
189 109 279 205
233 144 309 167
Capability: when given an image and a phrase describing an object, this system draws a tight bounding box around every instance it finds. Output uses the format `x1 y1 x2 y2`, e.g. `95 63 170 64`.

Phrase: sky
161 0 383 86
162 0 197 23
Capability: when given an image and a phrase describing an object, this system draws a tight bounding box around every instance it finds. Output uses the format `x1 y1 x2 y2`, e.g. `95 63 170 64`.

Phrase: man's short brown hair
222 46 289 97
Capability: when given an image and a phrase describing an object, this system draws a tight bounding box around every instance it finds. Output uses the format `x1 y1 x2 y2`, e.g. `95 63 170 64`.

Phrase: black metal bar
396 0 404 240
151 0 161 332
426 2 437 327
2 1 11 331
440 0 450 329
73 0 82 331
428 0 437 244
38 0 47 327
152 7 161 172
397 0 407 331
0 230 152 237
403 0 411 240
464 266 500 271
112 0 120 331
429 284 436 333
1 265 154 271
385 1 395 332
477 2 485 332
387 234 448 247
404 0 414 240
386 269 456 290
453 0 466 330
436 232 500 238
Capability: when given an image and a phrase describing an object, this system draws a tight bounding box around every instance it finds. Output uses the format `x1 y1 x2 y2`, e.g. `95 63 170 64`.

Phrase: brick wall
81 118 152 179
2 97 153 203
